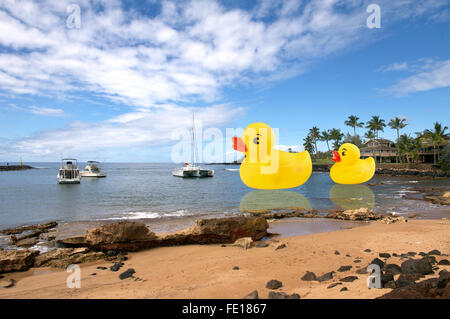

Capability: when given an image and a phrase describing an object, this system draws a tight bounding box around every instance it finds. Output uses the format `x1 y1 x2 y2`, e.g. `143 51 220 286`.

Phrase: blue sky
0 0 449 162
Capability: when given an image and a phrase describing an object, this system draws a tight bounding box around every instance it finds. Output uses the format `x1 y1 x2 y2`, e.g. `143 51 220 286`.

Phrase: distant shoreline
0 165 35 171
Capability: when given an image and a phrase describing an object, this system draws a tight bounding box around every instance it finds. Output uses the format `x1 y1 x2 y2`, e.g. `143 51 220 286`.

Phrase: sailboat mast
191 112 196 166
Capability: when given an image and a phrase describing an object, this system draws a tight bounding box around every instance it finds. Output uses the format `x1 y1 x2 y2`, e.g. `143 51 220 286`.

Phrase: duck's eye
253 137 260 145
342 151 346 156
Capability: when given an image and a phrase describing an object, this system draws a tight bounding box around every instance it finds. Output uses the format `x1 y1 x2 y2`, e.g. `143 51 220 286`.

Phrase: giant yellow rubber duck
330 143 375 184
232 123 312 189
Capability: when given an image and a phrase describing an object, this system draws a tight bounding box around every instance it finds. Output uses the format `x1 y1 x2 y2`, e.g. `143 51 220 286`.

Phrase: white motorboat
172 113 214 178
57 159 81 184
80 161 107 178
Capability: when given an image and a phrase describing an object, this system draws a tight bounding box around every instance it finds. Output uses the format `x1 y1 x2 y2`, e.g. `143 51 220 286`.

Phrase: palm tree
364 130 375 140
345 115 364 137
330 128 344 150
388 117 408 163
398 134 413 164
365 116 386 138
308 126 321 157
303 135 315 154
388 117 408 143
423 122 449 164
320 130 332 151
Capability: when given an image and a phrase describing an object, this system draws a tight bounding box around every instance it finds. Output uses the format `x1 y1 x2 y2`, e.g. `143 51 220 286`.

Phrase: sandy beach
1 218 449 299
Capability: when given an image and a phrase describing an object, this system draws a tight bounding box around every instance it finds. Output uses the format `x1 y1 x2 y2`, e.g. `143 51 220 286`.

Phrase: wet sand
1 219 449 299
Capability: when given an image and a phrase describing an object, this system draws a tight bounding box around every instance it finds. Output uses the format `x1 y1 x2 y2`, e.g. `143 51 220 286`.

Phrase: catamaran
172 113 214 178
57 159 81 184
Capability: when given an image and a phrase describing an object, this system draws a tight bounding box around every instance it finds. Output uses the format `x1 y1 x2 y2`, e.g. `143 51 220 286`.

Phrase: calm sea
0 163 449 233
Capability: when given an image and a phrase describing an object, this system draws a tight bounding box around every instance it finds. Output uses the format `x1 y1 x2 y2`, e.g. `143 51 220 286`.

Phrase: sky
0 0 449 163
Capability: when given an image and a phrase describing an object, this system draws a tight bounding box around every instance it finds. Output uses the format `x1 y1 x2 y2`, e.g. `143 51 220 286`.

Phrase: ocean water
0 163 449 232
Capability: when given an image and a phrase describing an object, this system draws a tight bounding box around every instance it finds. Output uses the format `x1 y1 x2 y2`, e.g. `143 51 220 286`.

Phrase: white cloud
0 0 448 159
383 59 450 96
28 106 65 117
378 62 408 72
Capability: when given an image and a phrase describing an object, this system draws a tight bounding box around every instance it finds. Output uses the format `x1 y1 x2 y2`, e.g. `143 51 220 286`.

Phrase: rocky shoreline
313 163 450 177
0 165 35 171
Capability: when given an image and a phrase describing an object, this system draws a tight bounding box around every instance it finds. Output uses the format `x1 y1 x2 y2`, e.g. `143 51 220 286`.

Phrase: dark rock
233 266 239 270
428 249 441 256
407 252 416 256
334 250 340 255
316 272 334 282
346 254 351 257
437 259 450 265
275 243 286 250
392 253 398 257
401 258 432 275
369 258 385 269
425 255 437 265
381 273 394 285
337 265 352 272
340 287 348 292
383 280 396 289
327 282 342 288
106 250 119 257
340 276 358 282
356 268 368 274
379 253 391 258
119 268 135 280
97 266 107 270
268 292 300 299
301 271 317 281
243 290 258 299
91 273 96 276
438 270 450 289
119 255 128 261
396 274 418 288
14 237 38 248
266 279 282 289
110 262 124 272
379 276 450 299
384 264 402 275
418 252 427 256
364 249 371 253
353 260 361 263
221 244 226 247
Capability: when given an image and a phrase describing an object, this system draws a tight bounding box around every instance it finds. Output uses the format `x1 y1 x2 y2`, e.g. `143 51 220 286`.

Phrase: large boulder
160 217 268 245
401 258 433 275
0 250 38 273
188 217 268 242
85 221 157 251
34 248 105 268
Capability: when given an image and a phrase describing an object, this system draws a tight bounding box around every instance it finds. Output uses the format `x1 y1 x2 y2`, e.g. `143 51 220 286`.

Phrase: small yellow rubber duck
233 122 312 189
330 143 375 184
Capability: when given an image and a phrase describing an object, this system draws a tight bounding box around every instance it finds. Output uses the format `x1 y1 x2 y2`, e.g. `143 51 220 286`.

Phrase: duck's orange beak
331 151 341 162
232 137 247 153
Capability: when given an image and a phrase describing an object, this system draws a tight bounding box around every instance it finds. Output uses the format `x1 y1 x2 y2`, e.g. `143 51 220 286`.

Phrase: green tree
303 135 315 154
423 122 449 164
330 128 344 150
365 115 386 138
398 134 413 164
364 130 375 140
344 115 364 137
320 130 332 151
343 133 363 148
308 126 321 157
388 117 408 143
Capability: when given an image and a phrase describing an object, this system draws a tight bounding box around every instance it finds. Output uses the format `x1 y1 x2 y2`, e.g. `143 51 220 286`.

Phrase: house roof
364 138 394 145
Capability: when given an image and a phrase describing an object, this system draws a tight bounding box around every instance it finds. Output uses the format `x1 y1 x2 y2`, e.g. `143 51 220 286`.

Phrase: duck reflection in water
329 184 375 210
240 190 312 213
